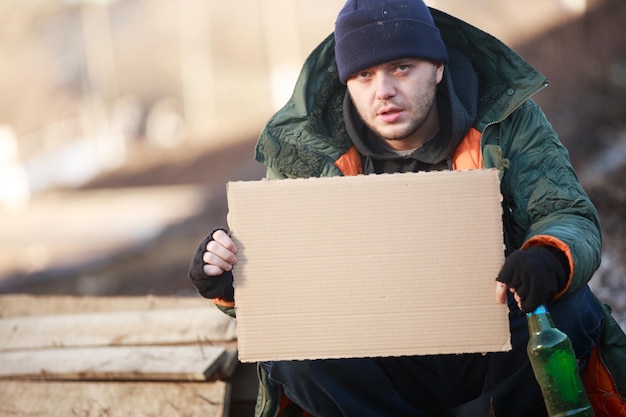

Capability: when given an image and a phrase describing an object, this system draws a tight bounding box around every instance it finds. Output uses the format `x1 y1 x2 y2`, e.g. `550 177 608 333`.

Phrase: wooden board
0 295 211 317
0 307 237 351
0 380 230 417
0 296 238 416
0 345 226 381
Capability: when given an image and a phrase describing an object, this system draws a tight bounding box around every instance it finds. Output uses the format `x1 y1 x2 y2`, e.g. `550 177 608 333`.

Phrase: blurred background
0 0 624 326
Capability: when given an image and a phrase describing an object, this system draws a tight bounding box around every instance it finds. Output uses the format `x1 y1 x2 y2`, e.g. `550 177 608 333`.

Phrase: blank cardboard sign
227 170 510 362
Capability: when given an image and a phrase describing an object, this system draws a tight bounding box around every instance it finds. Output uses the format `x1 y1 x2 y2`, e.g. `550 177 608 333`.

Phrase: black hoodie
343 47 479 174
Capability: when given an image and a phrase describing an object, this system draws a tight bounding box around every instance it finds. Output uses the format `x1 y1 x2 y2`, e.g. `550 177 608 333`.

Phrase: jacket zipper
479 81 550 166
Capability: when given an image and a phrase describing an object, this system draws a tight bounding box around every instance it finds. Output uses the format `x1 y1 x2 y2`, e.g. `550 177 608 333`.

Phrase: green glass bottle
527 305 594 416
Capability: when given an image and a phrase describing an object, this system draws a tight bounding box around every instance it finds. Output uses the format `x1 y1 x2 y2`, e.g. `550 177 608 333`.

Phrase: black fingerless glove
188 228 234 301
496 245 570 312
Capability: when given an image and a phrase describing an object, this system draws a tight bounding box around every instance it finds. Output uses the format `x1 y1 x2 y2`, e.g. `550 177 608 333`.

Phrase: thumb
495 282 509 304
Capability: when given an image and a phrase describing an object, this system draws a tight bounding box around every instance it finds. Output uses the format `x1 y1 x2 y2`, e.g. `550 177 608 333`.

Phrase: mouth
378 107 403 123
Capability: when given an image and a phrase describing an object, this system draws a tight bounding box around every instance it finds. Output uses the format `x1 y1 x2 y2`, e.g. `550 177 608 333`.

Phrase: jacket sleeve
266 166 288 180
497 99 602 295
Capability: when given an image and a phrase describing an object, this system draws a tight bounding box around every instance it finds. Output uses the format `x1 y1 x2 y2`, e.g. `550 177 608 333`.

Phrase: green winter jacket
222 8 626 417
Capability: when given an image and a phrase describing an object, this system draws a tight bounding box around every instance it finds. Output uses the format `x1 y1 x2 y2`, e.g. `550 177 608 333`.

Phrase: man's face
346 58 444 151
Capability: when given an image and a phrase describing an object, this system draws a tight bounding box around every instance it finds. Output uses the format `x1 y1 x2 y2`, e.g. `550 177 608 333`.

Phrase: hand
203 229 238 276
188 228 238 300
496 281 525 310
495 246 569 312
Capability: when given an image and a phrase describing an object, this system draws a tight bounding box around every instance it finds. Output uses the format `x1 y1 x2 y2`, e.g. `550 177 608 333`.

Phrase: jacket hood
255 8 549 178
430 8 549 129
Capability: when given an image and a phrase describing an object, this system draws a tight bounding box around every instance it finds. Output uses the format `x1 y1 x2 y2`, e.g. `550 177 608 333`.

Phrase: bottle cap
528 304 548 316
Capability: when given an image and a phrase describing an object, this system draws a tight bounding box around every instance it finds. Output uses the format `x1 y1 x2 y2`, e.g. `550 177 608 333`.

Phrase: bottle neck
527 304 555 334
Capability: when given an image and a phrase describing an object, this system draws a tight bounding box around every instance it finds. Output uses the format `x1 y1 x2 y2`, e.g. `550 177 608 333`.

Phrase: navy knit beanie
334 0 448 83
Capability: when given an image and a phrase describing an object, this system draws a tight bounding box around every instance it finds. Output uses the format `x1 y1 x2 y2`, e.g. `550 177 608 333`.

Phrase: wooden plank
0 380 230 417
0 345 226 381
0 307 237 351
0 295 211 317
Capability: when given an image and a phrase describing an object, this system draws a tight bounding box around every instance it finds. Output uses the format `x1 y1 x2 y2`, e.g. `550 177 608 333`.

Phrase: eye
394 64 411 73
347 71 372 83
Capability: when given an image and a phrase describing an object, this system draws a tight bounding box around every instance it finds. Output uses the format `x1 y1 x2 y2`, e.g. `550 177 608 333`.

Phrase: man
189 1 626 416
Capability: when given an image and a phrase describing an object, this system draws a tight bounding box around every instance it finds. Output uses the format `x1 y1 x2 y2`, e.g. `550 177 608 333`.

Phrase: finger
203 263 228 277
211 230 238 254
203 251 234 272
495 282 508 304
206 239 238 264
514 292 523 310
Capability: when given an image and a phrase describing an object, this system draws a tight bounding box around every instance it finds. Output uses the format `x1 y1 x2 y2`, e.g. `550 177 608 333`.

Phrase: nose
375 73 396 100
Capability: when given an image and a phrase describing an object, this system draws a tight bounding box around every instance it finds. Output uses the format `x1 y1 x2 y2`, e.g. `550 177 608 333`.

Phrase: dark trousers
260 285 603 417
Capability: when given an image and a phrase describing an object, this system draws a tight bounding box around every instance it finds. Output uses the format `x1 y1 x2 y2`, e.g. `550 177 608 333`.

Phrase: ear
435 61 445 84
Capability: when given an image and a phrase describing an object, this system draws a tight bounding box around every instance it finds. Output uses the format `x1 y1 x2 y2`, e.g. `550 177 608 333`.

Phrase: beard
378 93 437 143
